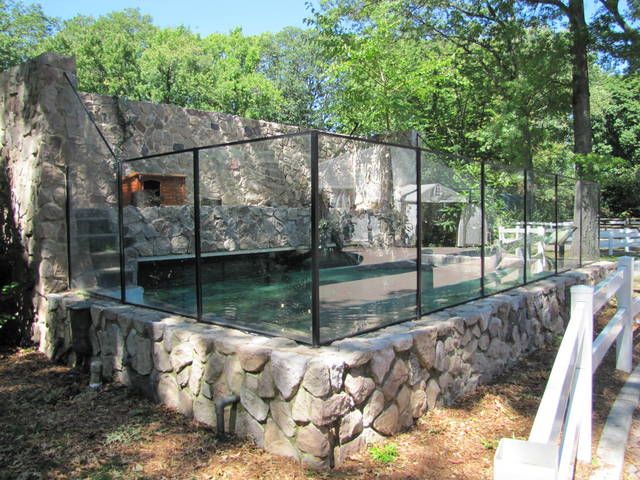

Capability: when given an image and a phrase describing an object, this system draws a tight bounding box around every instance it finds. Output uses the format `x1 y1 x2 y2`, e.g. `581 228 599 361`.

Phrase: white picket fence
600 228 640 255
493 256 639 480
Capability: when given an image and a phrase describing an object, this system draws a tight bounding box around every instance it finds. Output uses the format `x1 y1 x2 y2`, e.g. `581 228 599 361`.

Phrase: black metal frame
310 131 321 346
65 128 601 347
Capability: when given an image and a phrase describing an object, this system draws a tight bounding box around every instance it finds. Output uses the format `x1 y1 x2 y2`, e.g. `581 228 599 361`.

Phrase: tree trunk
568 0 599 261
568 0 592 156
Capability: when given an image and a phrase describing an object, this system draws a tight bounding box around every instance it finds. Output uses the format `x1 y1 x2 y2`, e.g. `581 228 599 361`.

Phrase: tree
591 0 640 72
0 0 56 70
201 29 284 119
138 27 209 107
259 27 329 128
43 9 156 98
311 1 572 167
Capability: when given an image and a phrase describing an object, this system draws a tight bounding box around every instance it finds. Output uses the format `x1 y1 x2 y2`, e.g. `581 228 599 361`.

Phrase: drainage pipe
215 394 240 439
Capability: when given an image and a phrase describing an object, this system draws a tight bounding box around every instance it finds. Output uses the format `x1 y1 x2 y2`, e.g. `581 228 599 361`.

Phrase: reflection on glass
580 181 600 265
318 135 417 341
526 172 557 281
69 162 122 299
420 153 482 311
121 152 197 315
199 135 312 341
558 176 580 271
483 165 525 294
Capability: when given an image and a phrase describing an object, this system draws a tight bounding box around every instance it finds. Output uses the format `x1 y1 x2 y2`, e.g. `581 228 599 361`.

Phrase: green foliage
104 423 144 446
590 0 640 73
42 9 155 98
369 442 399 464
0 0 56 70
0 1 637 221
480 437 499 450
259 27 328 127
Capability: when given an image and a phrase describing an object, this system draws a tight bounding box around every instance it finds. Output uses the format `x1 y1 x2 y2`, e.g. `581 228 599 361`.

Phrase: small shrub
480 437 499 450
104 424 144 446
369 443 399 464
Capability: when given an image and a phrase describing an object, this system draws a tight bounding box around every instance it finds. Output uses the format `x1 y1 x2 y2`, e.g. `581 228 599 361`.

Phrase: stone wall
0 54 96 341
123 204 312 259
40 262 612 468
0 53 309 338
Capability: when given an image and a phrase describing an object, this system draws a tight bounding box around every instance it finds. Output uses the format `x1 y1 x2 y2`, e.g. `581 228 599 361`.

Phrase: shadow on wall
0 171 33 346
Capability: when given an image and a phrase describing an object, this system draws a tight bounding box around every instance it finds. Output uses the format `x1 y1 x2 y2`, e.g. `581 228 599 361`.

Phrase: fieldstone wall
40 262 612 468
123 205 312 260
0 54 99 341
0 53 309 337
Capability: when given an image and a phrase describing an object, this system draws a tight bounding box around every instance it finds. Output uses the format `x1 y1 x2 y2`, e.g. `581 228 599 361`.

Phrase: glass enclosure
483 164 525 295
198 136 312 341
558 175 581 271
526 172 557 281
68 161 122 300
121 152 197 315
318 136 417 341
66 131 599 345
421 152 482 311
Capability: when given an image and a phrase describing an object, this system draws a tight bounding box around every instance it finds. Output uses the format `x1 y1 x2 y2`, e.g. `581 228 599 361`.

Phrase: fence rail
600 228 640 255
493 256 637 480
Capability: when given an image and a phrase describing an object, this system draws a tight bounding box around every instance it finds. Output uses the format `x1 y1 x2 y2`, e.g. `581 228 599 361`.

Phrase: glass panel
557 176 580 271
69 161 121 299
483 164 525 294
318 135 417 341
420 152 482 311
580 180 600 264
199 134 312 342
121 152 196 316
526 172 557 281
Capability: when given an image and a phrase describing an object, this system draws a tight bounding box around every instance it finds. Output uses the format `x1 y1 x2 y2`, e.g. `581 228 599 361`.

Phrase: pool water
129 250 556 343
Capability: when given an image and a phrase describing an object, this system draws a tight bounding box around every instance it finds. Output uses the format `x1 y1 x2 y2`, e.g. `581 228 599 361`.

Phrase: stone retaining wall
123 205 312 259
39 262 612 468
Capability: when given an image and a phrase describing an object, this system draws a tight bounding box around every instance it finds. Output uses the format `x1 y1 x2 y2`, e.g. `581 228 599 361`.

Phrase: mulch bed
1 305 637 480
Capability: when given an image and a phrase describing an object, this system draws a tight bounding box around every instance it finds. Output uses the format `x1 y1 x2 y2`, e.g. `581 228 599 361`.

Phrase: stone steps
76 217 115 235
94 266 136 287
89 250 120 269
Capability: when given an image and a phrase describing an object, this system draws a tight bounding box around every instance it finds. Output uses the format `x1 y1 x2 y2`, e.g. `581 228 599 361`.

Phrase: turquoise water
133 252 557 342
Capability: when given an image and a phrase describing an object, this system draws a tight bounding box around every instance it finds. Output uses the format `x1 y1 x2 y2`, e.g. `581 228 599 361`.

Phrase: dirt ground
1 305 638 480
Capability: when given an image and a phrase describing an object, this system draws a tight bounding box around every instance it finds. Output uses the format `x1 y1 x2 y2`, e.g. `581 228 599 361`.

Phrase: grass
104 423 144 446
368 443 399 464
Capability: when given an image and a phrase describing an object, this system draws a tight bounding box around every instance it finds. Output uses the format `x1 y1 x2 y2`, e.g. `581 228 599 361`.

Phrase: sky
24 0 612 35
25 0 317 36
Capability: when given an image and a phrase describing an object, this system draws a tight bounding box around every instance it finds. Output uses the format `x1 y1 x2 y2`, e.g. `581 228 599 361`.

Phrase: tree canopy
0 0 638 214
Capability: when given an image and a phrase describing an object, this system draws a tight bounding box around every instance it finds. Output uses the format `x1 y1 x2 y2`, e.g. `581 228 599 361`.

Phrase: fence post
571 284 594 463
616 256 633 373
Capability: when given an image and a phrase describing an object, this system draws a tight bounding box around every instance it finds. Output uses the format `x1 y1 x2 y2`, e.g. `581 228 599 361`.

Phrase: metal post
523 169 528 285
480 159 486 297
571 284 594 463
597 183 601 262
416 148 422 318
616 256 633 373
310 131 320 347
554 175 559 275
193 149 203 321
65 166 73 289
116 162 126 303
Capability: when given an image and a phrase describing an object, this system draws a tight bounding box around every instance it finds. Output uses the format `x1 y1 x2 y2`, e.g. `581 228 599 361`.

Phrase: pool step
94 267 136 287
76 234 118 253
90 250 120 269
75 217 116 235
